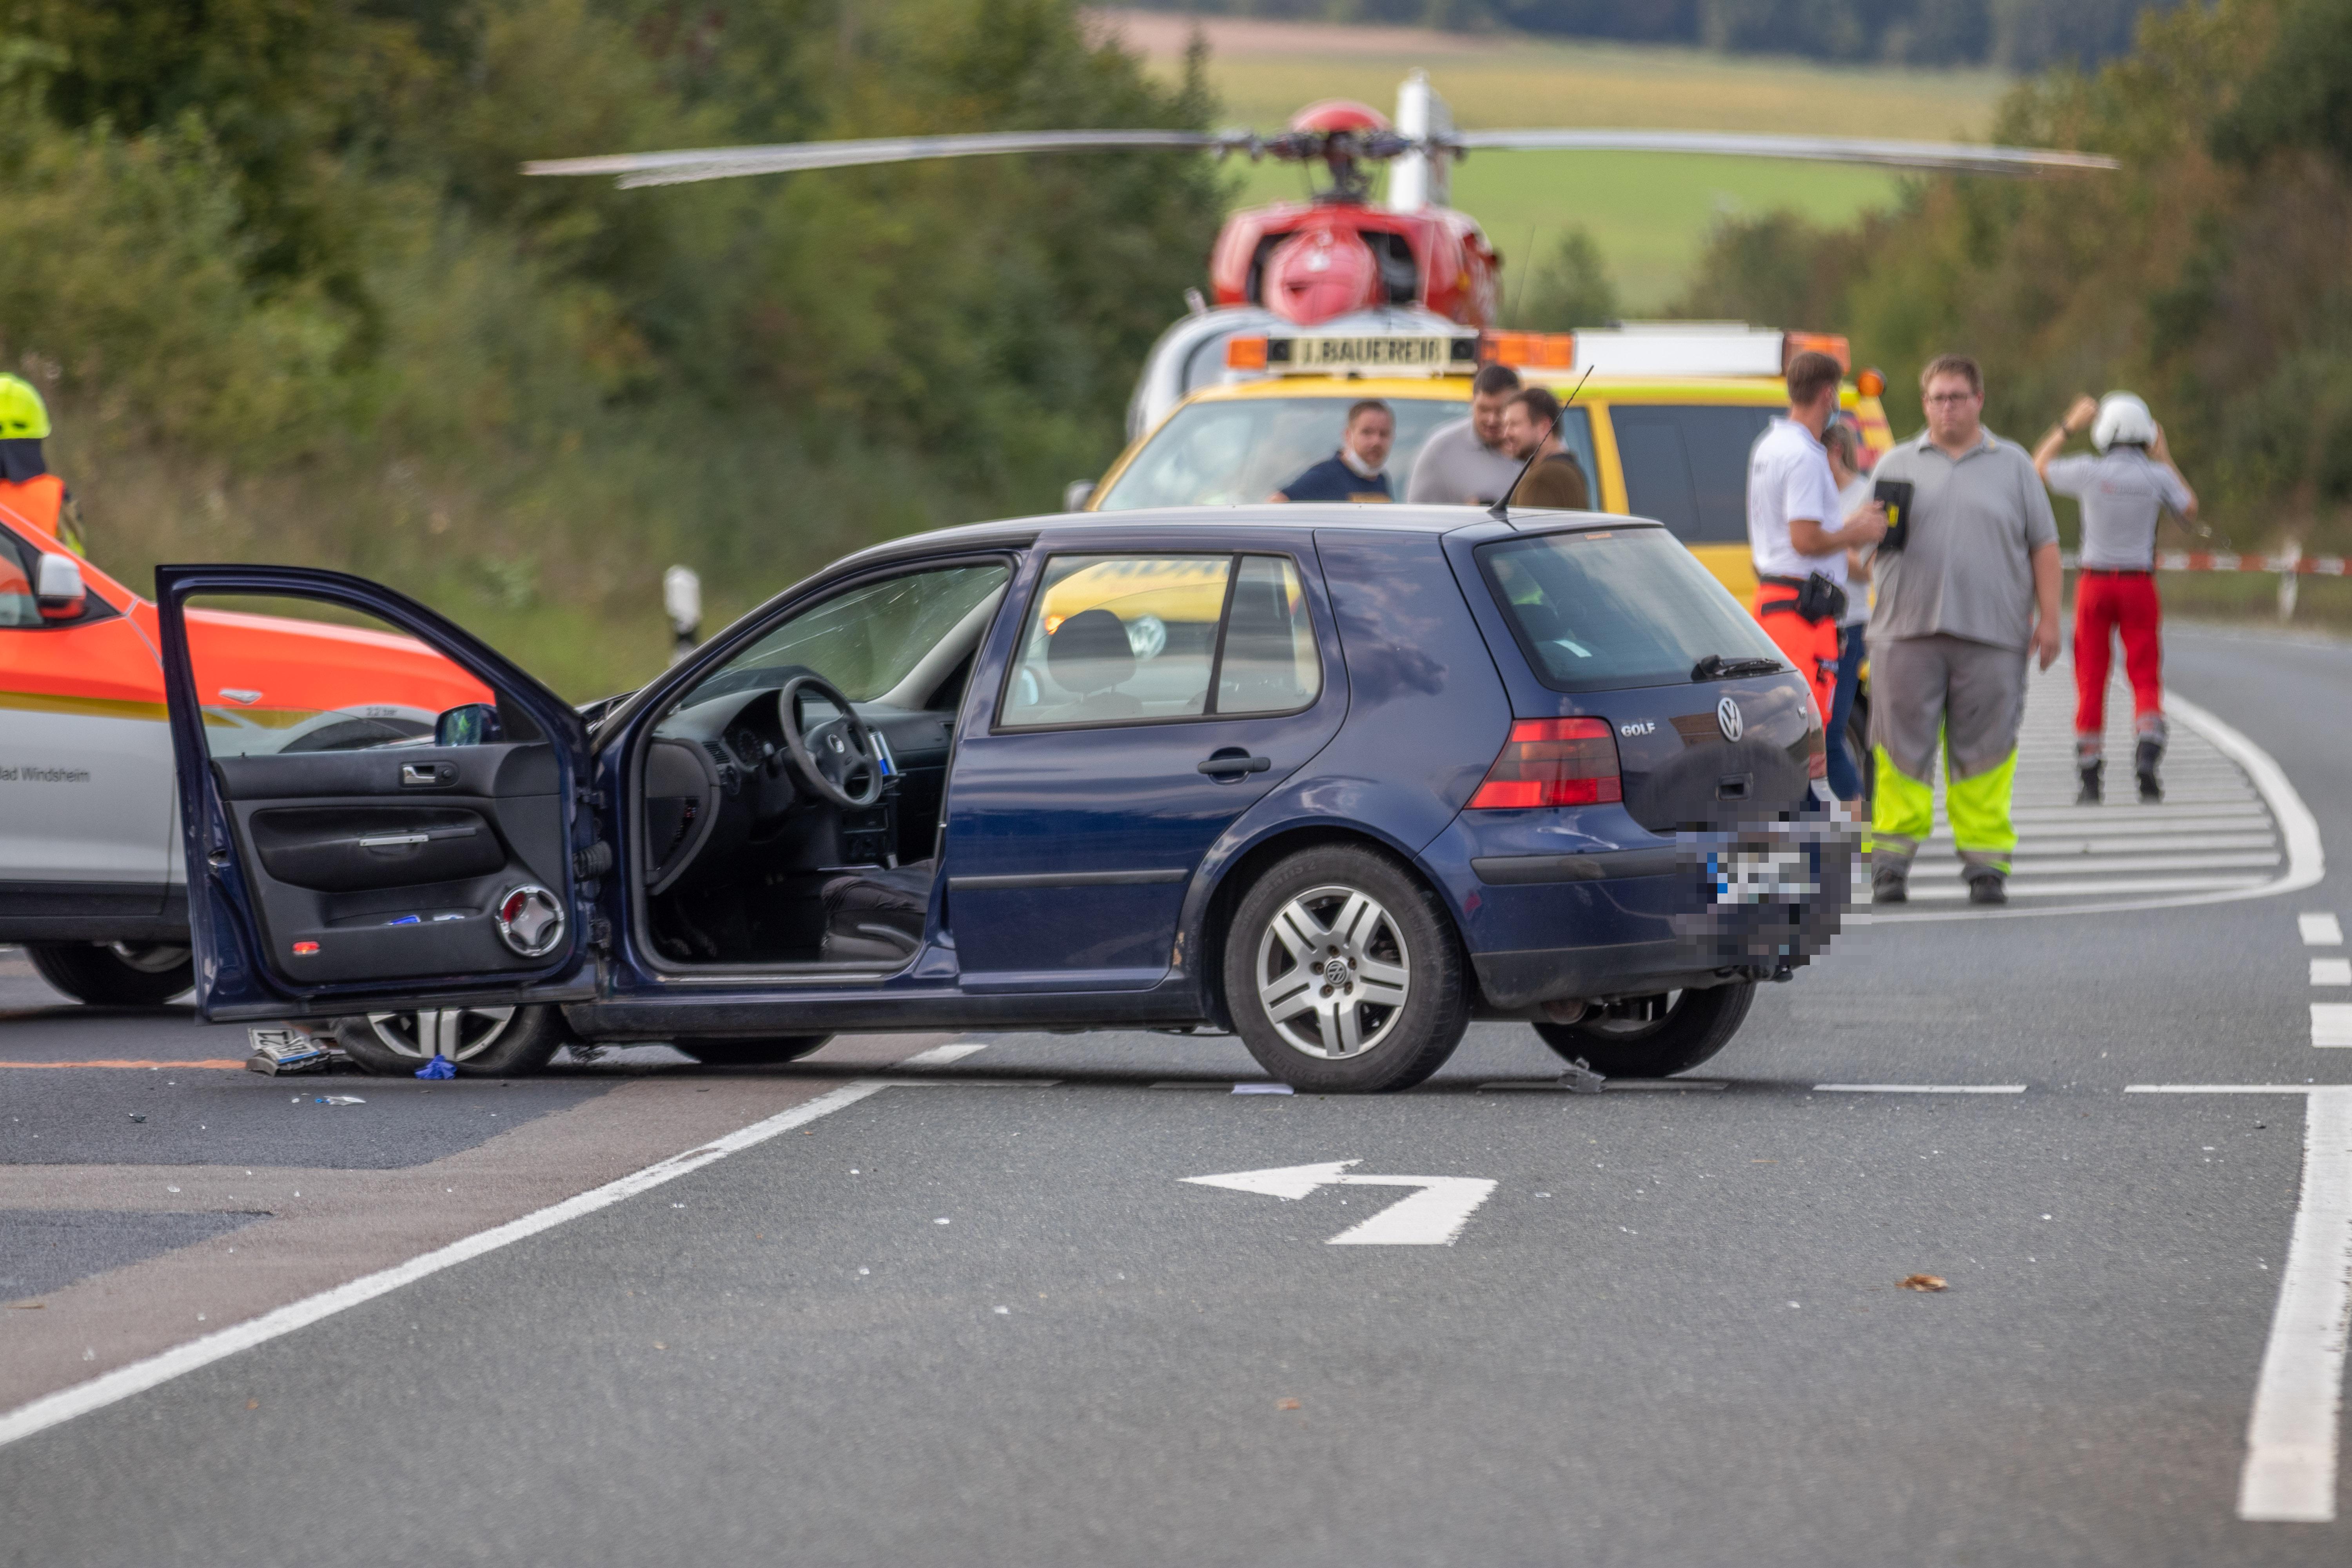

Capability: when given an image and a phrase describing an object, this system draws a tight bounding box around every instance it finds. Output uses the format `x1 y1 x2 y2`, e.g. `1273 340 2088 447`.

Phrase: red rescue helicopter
525 70 2113 332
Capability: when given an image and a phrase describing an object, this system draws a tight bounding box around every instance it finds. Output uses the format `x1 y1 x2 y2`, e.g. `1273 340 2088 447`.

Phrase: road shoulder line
0 1079 896 1452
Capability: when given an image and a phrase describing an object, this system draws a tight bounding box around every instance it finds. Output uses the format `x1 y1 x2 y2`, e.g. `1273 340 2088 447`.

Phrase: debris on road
127 1113 145 1123
415 1057 457 1080
1233 1083 1294 1095
1558 1057 1605 1094
246 1029 334 1076
1899 1274 1949 1292
1278 1398 1302 1411
314 1095 366 1106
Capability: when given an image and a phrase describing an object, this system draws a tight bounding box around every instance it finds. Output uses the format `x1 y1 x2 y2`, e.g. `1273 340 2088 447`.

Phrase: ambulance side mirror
34 552 84 620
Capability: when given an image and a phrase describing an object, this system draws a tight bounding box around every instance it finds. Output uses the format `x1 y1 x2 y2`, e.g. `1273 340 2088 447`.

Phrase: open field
1092 8 2010 311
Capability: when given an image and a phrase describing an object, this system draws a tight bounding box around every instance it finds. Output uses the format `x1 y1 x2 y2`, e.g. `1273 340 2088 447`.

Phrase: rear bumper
1424 809 1855 1009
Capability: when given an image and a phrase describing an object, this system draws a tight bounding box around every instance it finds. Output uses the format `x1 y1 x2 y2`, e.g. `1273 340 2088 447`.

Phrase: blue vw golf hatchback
158 507 1851 1092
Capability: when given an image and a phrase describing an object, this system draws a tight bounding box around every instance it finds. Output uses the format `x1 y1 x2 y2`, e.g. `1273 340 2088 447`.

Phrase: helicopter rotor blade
524 129 1235 188
1439 129 2116 175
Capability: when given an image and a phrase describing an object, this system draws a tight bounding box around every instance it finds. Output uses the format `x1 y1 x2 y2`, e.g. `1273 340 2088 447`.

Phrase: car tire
25 942 194 1007
1223 844 1468 1094
1532 982 1754 1078
334 1005 569 1078
675 1037 833 1067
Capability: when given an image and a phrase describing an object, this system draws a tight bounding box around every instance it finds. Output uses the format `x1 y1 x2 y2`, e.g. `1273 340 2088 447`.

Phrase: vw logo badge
1716 695 1744 742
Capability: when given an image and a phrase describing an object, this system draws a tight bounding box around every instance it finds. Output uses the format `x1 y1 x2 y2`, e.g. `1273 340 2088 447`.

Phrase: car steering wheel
776 675 885 809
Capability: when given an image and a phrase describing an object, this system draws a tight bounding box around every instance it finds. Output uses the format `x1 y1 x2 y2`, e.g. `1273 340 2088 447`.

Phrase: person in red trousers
2033 392 2198 804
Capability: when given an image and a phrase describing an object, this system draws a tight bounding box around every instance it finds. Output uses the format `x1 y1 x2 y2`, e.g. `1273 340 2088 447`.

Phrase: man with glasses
1863 354 2062 906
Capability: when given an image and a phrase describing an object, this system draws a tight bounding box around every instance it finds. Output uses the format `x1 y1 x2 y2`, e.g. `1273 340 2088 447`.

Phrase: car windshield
1096 395 1466 510
685 563 1010 708
1476 527 1787 693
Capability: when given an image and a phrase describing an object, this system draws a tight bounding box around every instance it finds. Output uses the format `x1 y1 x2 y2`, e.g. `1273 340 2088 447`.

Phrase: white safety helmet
2092 391 2158 452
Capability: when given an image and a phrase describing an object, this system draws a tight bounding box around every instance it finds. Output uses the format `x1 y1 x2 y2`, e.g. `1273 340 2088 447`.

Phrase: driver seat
819 859 935 964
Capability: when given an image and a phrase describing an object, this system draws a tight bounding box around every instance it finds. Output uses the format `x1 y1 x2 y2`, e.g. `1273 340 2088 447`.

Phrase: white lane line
900 1042 990 1067
2315 958 2352 987
2125 1085 2333 1094
1994 835 2283 853
1814 1083 2027 1094
2304 913 2346 947
2315 1005 2352 1049
2240 1088 2352 1523
1896 875 2270 901
1929 818 2277 841
0 1077 935 1451
1877 695 2321 927
1999 853 2281 876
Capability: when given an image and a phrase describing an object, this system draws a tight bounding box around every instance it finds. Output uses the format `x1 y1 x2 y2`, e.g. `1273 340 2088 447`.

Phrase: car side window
0 525 115 629
998 553 1320 730
1215 555 1319 715
1608 405 1777 544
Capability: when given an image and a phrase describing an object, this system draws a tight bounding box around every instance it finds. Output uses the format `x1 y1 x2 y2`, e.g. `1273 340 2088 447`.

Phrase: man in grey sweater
1405 363 1527 505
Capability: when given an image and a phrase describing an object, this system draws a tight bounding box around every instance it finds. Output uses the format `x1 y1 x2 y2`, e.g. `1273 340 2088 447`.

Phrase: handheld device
1873 478 1915 553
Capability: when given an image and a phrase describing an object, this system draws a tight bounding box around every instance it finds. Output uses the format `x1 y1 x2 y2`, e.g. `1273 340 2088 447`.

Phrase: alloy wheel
362 1006 518 1063
1253 884 1412 1059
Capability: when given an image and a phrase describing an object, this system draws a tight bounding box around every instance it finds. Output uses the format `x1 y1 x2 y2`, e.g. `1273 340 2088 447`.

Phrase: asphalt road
2 622 2348 1566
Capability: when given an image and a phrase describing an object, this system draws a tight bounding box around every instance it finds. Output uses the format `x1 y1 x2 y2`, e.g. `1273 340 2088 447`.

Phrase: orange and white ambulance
1 501 491 1004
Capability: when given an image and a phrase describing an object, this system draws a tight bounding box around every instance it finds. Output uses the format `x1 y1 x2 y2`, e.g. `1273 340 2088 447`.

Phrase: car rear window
1607 404 1778 544
1475 526 1786 693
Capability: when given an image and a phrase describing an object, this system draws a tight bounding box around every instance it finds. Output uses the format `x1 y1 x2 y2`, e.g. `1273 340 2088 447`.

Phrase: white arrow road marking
2129 1084 2352 1523
1182 1161 1499 1245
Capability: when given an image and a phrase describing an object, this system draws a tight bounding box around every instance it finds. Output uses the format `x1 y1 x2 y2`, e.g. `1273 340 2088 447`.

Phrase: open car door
156 565 603 1023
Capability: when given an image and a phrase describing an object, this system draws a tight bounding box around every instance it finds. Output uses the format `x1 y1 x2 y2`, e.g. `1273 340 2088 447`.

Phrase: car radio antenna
1490 367 1593 526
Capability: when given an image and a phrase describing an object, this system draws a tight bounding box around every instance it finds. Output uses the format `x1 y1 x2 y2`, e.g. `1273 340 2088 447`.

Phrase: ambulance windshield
1095 396 1465 510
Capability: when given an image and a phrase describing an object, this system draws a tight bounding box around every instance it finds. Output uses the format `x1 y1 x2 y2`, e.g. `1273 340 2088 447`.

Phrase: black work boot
1871 862 1909 904
1966 868 2008 906
2075 761 2103 806
2135 737 2164 803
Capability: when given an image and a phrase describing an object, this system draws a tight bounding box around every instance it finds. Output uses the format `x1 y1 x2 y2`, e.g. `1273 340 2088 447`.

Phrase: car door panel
155 565 597 1019
942 535 1346 992
213 741 566 984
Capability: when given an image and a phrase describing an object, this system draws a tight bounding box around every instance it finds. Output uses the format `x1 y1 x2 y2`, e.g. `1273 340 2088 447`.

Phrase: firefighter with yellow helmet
0 373 85 555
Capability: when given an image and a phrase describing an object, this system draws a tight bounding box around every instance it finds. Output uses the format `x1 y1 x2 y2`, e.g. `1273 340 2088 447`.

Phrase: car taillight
1468 718 1622 809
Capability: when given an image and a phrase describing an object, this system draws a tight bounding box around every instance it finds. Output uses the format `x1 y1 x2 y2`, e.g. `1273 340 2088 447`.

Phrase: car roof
837 505 1658 569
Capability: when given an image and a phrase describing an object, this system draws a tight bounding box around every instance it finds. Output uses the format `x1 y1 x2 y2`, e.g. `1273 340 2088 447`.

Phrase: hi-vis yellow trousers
1866 633 2029 876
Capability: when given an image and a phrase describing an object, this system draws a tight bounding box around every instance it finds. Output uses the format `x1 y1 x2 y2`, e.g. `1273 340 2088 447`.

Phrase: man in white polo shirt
1745 350 1886 735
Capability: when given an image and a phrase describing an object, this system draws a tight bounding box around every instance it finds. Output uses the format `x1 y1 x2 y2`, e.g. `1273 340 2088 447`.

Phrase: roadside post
664 565 702 666
2278 539 2300 622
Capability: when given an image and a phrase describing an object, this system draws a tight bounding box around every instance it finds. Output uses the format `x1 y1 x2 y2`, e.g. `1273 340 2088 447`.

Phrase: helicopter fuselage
1210 200 1500 328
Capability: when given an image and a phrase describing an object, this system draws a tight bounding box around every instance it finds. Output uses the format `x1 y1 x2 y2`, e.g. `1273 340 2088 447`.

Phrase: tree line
1642 0 2350 562
0 0 1226 693
1136 0 2172 71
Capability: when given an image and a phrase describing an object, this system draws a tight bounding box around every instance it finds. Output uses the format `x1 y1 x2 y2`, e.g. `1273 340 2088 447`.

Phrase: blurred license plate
1711 849 1817 906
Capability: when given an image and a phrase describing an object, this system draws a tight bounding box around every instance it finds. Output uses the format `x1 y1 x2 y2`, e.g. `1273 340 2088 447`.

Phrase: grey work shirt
2044 448 2192 570
1869 428 2058 652
1403 416 1525 505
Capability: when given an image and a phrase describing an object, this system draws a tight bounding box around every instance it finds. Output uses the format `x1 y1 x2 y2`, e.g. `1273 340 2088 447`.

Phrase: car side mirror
1062 480 1096 512
435 702 504 747
34 553 85 620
